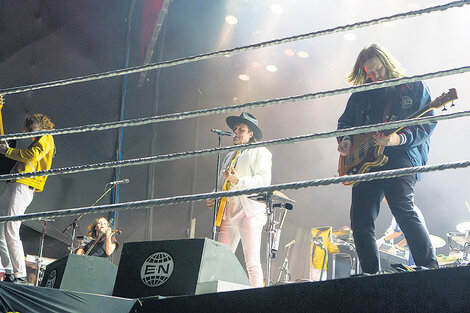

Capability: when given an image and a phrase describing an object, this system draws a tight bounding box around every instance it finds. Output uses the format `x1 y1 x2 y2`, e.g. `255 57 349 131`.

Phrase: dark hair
248 126 257 143
233 122 257 143
24 113 55 131
87 217 109 238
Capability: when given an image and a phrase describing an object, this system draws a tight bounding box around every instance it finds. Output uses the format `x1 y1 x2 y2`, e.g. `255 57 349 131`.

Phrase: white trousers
218 213 267 287
0 183 34 278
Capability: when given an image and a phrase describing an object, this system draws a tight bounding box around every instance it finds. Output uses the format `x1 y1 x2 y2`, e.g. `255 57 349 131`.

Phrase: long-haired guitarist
0 113 55 284
205 112 272 287
336 44 438 274
76 217 119 258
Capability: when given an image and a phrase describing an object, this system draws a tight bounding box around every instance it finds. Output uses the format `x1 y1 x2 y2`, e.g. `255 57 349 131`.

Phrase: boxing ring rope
0 1 468 251
2 159 470 224
0 109 468 182
1 65 469 142
0 0 467 97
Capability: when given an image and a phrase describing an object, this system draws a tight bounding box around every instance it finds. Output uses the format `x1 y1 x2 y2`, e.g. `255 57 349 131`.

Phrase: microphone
273 203 294 210
285 239 296 248
211 129 235 137
108 179 130 186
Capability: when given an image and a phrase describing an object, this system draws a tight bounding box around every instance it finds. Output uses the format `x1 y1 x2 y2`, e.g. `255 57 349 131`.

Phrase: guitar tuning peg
442 106 447 111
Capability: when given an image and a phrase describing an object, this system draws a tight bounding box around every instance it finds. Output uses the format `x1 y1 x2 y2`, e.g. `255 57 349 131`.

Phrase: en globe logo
45 269 57 288
140 252 174 287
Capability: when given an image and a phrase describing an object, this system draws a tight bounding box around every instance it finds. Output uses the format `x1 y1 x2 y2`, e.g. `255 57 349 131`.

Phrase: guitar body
338 133 387 186
215 197 227 227
337 88 458 187
0 139 17 175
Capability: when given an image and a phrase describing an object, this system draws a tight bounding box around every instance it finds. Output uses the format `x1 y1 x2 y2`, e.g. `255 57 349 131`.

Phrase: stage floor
132 266 470 313
2 265 469 313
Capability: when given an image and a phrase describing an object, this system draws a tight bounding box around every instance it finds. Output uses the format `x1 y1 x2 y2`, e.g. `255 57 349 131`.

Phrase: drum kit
444 220 470 267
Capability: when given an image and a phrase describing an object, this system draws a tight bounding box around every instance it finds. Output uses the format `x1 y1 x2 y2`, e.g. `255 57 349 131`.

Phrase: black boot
3 274 15 283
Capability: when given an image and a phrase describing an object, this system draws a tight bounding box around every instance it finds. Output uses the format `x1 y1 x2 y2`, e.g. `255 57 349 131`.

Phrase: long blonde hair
346 44 406 86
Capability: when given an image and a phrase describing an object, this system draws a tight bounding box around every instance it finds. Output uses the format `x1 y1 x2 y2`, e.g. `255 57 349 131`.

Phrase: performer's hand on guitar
223 168 239 185
338 138 352 156
0 139 9 154
373 132 400 146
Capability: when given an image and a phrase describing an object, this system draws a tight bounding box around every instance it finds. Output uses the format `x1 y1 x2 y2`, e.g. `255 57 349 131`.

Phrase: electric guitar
0 95 17 175
338 88 458 186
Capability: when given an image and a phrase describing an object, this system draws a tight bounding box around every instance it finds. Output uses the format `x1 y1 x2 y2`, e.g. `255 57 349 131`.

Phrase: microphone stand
62 183 117 253
211 133 224 240
265 192 275 286
311 238 328 281
277 243 293 284
35 218 54 287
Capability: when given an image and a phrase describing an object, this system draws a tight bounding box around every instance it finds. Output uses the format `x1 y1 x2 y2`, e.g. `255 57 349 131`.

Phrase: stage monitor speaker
326 253 352 279
40 254 118 295
113 238 250 298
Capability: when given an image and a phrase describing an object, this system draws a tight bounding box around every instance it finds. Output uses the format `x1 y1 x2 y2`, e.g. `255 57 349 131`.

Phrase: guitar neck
0 112 4 136
383 103 433 137
0 94 4 135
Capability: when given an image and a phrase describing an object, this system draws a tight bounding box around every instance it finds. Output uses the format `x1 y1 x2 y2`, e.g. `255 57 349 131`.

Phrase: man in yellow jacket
0 114 55 284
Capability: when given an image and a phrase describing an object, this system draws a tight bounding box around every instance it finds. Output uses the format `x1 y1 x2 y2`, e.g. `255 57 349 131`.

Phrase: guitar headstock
429 88 458 110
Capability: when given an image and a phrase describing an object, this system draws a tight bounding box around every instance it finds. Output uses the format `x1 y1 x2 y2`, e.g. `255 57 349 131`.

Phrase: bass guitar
338 88 458 186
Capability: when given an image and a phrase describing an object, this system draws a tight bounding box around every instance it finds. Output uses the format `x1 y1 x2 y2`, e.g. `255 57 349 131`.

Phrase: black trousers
350 175 438 273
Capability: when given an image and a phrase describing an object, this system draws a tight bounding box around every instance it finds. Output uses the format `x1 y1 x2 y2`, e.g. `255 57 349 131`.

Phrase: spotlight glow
266 65 278 72
343 33 357 41
225 15 238 25
270 4 284 15
238 74 250 81
297 51 309 58
251 61 262 69
284 49 295 57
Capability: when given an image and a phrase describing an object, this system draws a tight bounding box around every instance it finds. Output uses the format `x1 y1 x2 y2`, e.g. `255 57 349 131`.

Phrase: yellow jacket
5 135 55 192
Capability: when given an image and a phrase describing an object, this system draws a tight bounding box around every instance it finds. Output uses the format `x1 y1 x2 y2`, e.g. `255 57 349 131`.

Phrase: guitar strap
382 89 396 123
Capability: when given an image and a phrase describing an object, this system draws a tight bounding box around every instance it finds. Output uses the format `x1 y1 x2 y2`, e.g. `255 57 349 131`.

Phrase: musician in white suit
206 112 272 287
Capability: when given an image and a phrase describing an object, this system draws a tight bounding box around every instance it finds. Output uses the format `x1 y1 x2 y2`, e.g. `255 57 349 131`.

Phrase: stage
0 281 136 313
2 265 469 313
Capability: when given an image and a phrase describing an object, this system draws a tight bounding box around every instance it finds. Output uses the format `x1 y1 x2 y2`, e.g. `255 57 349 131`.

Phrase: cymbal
429 234 446 248
456 221 470 233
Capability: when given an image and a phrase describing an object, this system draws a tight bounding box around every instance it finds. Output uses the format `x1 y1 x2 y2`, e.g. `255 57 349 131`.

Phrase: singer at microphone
107 179 130 186
211 129 235 137
205 112 271 288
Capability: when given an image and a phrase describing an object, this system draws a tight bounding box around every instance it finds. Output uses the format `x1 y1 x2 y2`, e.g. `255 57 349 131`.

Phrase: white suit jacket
220 146 272 217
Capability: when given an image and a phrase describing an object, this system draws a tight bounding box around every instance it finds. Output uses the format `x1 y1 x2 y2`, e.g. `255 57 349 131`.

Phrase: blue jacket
337 81 436 177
